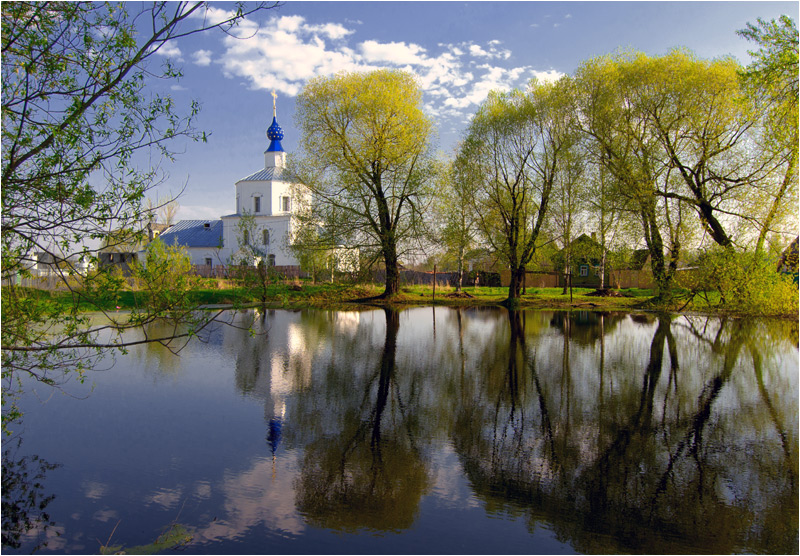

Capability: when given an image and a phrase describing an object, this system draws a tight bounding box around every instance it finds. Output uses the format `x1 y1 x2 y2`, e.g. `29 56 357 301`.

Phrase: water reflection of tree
294 308 430 531
450 311 798 553
2 439 60 552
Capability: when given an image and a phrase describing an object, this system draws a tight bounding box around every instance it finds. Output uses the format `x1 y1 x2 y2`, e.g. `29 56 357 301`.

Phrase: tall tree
292 70 436 298
582 163 637 289
1 1 276 431
628 50 782 249
573 53 707 301
547 145 586 295
429 155 479 292
461 80 575 306
738 16 799 254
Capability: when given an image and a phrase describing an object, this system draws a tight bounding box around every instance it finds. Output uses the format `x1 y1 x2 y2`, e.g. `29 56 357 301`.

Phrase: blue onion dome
266 116 284 152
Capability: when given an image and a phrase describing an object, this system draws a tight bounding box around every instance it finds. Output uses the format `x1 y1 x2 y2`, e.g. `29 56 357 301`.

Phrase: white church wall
186 248 224 268
221 215 297 267
237 181 273 215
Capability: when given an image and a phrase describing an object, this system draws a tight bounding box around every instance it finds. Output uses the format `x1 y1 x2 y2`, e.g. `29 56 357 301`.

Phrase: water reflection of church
224 310 362 456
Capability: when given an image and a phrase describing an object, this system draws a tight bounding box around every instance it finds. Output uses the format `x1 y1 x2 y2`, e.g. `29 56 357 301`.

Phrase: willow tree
460 80 576 306
622 50 786 249
573 48 798 300
292 70 435 298
573 53 712 301
427 155 480 292
738 16 799 254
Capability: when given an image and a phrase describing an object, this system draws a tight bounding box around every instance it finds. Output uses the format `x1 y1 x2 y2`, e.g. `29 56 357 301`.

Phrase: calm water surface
4 308 798 554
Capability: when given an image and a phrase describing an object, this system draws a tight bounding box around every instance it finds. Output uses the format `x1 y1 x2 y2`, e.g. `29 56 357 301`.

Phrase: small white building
159 98 309 271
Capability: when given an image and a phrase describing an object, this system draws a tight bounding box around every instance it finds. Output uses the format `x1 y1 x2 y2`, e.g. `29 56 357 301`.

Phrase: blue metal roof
238 167 282 182
237 166 299 182
159 220 223 249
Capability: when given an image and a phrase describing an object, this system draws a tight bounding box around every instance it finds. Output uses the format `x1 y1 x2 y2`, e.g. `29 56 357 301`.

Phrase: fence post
433 264 436 302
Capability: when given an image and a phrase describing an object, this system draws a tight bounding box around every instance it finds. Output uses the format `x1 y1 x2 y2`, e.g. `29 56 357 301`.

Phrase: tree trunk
505 265 525 306
456 246 464 292
697 199 732 248
522 265 527 295
382 243 400 298
599 248 606 289
756 154 796 254
640 201 676 302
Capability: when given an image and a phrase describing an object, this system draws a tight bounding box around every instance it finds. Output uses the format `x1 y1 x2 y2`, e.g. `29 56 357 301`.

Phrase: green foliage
0 2 276 433
460 80 577 302
738 16 799 253
129 239 199 317
293 69 437 297
738 15 798 131
681 248 798 316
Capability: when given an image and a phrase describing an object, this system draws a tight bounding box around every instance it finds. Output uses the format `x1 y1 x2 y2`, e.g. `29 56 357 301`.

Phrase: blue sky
147 1 798 222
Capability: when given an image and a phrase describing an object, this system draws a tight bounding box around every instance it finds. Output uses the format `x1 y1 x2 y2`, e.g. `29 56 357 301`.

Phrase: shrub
682 248 798 316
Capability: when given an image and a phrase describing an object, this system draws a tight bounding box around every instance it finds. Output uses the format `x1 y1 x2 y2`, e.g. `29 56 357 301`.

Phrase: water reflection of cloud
194 454 304 544
144 486 184 510
92 508 119 523
193 481 212 500
430 442 480 510
82 480 108 500
21 524 67 552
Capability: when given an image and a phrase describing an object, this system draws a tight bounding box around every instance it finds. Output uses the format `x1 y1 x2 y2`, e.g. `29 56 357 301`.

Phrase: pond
3 307 798 554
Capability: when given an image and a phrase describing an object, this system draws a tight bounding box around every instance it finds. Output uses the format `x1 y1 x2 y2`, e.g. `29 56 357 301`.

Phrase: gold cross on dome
271 90 277 117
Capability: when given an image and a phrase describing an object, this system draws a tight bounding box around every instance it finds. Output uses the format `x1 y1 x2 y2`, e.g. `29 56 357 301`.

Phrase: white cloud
306 22 354 40
210 14 564 127
531 69 565 83
153 42 183 61
171 84 188 91
360 40 428 65
469 44 490 58
192 49 213 66
187 5 240 26
466 41 511 60
218 15 367 95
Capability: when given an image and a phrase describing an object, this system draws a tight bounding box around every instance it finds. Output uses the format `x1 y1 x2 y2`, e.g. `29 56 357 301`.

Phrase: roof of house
236 166 300 183
159 220 223 249
99 229 148 253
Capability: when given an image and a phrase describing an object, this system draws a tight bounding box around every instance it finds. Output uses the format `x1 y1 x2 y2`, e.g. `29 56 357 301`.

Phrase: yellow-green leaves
293 70 436 296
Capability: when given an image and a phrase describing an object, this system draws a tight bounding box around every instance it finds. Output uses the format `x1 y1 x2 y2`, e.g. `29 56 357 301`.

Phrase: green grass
6 281 793 316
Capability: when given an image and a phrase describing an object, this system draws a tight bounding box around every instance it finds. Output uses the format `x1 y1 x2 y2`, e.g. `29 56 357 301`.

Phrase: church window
243 229 249 245
262 229 270 245
268 254 276 266
281 196 291 212
254 196 261 213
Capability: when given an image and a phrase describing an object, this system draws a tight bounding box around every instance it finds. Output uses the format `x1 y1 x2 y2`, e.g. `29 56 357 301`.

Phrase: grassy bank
6 281 795 317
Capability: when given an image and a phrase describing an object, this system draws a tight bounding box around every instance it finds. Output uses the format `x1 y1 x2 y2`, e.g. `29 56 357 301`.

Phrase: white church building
159 98 309 272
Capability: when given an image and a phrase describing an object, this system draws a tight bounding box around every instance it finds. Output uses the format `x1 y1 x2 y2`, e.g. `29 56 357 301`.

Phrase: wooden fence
191 264 304 279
